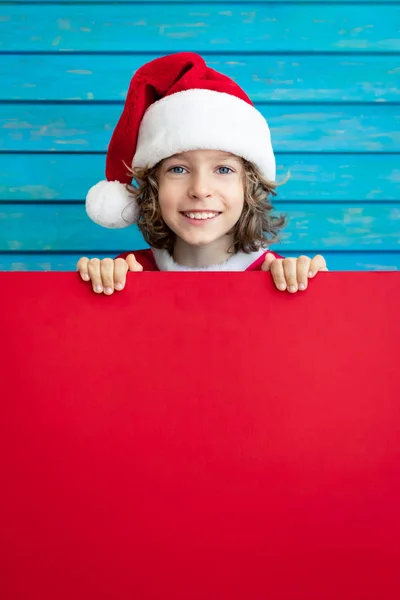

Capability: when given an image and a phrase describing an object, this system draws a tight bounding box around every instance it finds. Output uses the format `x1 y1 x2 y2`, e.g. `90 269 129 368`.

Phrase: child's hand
77 254 143 295
261 254 328 293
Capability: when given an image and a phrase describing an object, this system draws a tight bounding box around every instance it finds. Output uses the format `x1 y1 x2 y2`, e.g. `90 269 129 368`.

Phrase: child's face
157 150 245 248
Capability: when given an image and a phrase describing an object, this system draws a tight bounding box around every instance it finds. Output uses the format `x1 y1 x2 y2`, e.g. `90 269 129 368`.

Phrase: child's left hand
261 254 328 293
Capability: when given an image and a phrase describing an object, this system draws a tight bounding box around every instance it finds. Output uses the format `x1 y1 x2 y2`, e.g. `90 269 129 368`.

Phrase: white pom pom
85 180 139 229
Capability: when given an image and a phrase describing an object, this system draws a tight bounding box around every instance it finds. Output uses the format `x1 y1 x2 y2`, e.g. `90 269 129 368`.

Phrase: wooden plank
1 3 399 52
0 202 399 252
1 250 399 273
2 104 399 152
2 54 400 103
13 1 399 3
1 153 399 202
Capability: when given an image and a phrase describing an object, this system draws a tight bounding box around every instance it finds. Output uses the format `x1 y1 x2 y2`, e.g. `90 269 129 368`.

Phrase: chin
182 233 222 247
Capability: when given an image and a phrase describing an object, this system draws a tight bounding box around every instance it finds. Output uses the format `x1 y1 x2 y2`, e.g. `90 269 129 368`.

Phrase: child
78 53 327 294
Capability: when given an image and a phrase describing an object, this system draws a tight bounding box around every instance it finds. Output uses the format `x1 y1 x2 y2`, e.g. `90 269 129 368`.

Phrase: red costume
116 248 284 271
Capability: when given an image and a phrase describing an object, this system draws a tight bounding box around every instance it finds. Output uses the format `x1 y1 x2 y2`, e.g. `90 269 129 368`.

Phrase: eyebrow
215 153 241 161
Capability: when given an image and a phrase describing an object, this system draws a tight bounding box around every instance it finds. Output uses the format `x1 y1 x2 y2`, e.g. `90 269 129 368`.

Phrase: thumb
126 253 143 272
261 252 275 272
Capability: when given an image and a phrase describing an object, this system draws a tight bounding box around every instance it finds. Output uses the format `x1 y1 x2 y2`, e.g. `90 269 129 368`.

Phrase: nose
188 171 213 201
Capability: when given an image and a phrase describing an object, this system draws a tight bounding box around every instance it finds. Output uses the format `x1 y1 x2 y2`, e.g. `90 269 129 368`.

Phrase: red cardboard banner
0 272 399 600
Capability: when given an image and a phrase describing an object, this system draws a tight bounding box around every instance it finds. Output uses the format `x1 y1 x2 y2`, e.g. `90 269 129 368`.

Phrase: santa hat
86 52 276 229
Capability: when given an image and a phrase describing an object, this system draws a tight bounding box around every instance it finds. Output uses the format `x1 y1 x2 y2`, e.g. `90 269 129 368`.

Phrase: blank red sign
0 271 399 599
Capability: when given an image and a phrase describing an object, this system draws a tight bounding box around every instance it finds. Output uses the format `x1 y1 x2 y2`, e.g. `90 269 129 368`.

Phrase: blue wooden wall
1 0 399 271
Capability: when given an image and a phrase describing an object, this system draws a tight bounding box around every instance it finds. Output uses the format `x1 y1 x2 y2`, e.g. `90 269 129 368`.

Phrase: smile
181 211 221 220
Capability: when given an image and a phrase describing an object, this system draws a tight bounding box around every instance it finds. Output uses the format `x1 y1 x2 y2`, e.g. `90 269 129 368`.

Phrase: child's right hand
77 254 143 295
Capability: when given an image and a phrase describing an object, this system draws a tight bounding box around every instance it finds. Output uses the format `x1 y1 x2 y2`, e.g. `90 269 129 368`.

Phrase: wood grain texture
1 154 399 202
1 252 399 273
1 203 399 252
15 1 399 3
1 3 399 53
2 54 400 103
2 104 400 152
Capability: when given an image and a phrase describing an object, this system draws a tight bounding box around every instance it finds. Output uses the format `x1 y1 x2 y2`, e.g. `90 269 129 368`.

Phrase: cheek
157 182 178 215
225 185 245 216
157 186 185 234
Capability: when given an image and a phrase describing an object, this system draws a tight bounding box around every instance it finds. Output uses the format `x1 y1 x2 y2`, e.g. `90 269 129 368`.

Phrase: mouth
180 211 221 222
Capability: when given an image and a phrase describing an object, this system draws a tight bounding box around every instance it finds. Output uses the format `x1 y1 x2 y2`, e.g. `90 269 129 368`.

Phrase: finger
87 258 104 293
309 254 327 277
296 255 312 291
114 258 129 291
126 253 144 272
76 257 90 281
270 259 287 291
100 258 116 295
283 258 298 293
261 252 276 272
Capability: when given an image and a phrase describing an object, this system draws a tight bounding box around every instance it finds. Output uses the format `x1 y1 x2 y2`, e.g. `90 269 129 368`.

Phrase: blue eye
169 166 187 174
217 167 233 175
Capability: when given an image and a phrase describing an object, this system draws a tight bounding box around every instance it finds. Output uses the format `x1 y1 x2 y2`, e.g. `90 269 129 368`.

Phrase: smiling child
78 53 327 293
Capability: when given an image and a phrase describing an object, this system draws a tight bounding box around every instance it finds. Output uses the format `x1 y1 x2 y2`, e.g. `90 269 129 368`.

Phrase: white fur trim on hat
86 180 139 229
133 89 276 181
152 246 268 271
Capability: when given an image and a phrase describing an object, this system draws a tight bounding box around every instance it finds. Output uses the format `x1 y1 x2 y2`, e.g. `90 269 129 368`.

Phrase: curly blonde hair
124 157 289 255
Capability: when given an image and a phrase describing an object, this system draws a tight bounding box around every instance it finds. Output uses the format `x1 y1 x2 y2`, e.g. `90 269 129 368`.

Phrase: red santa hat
86 52 276 229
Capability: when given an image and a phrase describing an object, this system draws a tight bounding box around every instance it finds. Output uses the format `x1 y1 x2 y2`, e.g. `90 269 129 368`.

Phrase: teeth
184 212 218 220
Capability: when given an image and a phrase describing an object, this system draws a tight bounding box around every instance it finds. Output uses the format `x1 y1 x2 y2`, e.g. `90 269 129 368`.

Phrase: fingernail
82 273 90 281
115 282 123 290
289 285 297 293
308 271 313 278
299 283 306 290
104 287 113 295
95 285 103 293
279 283 286 290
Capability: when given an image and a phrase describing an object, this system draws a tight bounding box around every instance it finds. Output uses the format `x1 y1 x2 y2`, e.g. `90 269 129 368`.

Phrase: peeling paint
167 32 197 39
3 121 31 130
57 19 71 31
54 139 88 145
387 170 400 183
9 240 23 250
361 264 398 271
67 70 93 75
10 185 56 199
